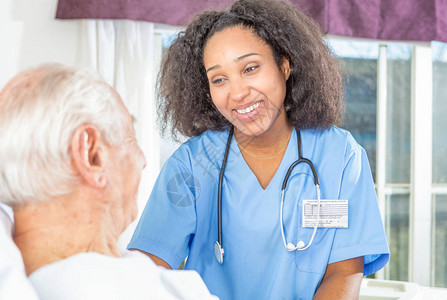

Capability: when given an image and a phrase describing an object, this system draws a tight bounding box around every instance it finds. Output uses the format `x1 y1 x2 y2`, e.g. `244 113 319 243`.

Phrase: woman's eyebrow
206 53 260 73
235 53 259 62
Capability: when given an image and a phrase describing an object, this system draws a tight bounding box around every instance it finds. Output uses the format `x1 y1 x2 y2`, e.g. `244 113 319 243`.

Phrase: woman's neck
234 114 293 157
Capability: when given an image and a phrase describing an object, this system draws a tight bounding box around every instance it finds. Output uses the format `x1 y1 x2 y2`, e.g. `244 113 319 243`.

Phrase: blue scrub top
129 127 389 300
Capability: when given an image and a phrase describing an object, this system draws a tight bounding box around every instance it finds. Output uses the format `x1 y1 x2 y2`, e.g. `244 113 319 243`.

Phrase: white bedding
0 204 39 300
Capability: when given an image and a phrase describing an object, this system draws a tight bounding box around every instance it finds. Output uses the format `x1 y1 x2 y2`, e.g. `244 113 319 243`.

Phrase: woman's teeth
236 102 260 114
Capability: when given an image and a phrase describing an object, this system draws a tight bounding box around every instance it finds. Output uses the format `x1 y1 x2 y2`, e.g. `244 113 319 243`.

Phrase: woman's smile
234 100 261 115
233 100 263 123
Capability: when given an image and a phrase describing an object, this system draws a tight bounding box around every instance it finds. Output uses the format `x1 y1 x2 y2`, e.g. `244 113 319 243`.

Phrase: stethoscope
214 127 321 264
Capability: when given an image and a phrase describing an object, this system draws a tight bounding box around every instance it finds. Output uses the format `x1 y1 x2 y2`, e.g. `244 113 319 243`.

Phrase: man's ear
281 57 291 81
71 125 107 188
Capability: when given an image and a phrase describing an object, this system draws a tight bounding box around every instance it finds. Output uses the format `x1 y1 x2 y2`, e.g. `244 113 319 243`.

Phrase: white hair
0 63 127 207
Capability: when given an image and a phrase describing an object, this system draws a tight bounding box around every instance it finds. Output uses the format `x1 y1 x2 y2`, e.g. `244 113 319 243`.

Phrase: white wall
0 0 83 89
0 0 153 251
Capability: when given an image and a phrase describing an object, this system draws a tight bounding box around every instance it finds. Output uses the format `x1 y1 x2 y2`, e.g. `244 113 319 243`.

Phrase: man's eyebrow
206 53 260 73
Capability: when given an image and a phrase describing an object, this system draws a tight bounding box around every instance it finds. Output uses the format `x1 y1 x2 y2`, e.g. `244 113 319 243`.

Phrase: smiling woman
128 0 389 299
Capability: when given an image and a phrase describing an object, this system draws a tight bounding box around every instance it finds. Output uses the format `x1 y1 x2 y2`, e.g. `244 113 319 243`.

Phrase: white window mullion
375 44 387 280
430 194 436 286
410 44 433 286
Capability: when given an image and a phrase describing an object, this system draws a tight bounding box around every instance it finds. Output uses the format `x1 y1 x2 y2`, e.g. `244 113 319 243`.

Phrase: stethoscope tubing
282 131 319 189
218 127 234 248
216 127 321 263
280 184 321 251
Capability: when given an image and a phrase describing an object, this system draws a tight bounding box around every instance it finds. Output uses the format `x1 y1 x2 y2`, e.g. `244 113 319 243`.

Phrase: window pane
386 45 411 184
386 194 410 281
434 195 447 287
329 39 379 181
162 33 178 54
433 42 447 184
432 41 447 288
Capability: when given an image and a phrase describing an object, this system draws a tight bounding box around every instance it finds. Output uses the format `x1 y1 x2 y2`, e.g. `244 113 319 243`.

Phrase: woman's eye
211 78 225 84
244 66 258 73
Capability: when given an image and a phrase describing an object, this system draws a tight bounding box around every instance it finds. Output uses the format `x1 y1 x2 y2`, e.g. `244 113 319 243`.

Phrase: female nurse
129 0 389 299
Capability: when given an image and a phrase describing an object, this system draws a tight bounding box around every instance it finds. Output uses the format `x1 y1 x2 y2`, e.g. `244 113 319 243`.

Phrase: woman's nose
229 80 249 102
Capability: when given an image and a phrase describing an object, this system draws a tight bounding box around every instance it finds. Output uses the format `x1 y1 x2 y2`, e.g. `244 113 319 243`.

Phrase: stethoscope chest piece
214 241 224 264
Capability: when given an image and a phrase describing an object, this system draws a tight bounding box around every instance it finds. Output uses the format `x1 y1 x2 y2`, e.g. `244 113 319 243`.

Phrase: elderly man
0 64 217 299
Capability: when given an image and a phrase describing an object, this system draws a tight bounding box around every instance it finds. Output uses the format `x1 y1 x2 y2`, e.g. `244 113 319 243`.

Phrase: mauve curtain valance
56 0 447 43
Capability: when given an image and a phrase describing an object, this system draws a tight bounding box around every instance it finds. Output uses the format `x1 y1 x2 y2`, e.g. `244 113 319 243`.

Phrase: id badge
302 199 348 228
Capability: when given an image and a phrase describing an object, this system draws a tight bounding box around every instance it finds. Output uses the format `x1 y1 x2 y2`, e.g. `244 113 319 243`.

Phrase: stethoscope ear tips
286 241 305 251
286 242 296 251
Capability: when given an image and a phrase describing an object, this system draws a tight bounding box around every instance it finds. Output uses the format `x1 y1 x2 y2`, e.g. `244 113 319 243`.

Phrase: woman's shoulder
173 129 229 153
167 129 230 167
302 126 363 155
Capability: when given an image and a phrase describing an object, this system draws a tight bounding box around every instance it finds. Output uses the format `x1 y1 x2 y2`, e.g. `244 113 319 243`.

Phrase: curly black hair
158 0 344 139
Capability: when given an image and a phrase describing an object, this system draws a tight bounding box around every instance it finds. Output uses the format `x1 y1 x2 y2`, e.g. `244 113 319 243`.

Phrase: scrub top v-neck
128 126 389 300
232 129 294 192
